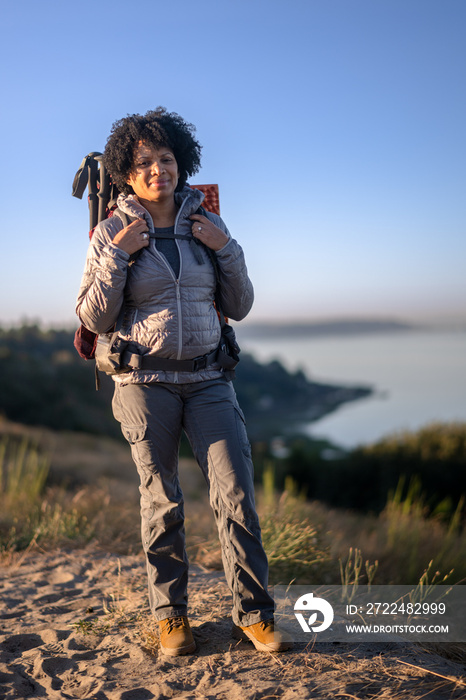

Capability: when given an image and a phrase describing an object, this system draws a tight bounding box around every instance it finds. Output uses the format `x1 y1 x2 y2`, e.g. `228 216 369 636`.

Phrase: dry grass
1 419 466 591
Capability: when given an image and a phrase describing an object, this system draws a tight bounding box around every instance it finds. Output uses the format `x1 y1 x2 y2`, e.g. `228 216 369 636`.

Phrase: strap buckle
124 352 142 370
192 354 208 371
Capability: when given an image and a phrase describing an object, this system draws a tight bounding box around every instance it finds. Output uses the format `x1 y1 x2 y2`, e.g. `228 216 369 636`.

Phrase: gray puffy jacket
76 186 254 384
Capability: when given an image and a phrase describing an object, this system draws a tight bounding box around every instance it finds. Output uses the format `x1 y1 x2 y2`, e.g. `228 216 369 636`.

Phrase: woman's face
127 142 179 204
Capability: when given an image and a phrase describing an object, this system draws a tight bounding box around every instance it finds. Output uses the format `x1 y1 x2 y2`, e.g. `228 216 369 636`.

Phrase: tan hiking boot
158 616 196 656
233 619 294 652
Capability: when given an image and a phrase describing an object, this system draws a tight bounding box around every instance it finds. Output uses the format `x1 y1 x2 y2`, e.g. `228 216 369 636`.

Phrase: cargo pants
112 377 275 626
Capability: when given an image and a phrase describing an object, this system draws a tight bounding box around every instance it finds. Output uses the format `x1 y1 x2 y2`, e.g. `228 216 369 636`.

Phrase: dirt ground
1 547 465 700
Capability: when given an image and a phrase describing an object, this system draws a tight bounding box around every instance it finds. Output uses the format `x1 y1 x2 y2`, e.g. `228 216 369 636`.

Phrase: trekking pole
86 152 101 231
95 154 111 224
72 152 102 233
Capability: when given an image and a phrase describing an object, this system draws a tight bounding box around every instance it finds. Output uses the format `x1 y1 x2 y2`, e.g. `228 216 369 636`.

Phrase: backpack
72 152 239 384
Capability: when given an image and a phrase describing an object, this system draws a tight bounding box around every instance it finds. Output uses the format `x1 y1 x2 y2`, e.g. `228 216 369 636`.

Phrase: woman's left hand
190 214 229 252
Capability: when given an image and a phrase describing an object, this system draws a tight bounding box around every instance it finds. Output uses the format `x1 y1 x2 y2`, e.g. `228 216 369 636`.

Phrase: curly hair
103 108 202 195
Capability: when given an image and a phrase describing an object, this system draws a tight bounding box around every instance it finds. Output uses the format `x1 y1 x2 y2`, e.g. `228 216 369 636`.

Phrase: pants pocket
233 405 252 459
121 424 147 445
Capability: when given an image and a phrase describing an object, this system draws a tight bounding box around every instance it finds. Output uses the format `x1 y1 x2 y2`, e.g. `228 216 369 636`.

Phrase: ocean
237 328 466 448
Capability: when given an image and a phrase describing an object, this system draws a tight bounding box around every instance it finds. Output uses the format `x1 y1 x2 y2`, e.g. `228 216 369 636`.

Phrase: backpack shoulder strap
113 209 142 265
117 210 135 229
192 206 228 327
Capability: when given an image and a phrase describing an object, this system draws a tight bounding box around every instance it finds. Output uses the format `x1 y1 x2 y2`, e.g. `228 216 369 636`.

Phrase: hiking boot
158 616 196 656
232 619 294 652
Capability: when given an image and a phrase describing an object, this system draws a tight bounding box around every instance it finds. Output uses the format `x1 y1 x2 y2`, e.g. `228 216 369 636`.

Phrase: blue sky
1 0 464 326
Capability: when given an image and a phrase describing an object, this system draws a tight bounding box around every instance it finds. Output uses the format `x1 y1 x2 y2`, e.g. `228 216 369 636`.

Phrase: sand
1 547 465 700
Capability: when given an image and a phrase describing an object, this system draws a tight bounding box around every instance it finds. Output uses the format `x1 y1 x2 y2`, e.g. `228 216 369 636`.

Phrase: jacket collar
116 186 205 231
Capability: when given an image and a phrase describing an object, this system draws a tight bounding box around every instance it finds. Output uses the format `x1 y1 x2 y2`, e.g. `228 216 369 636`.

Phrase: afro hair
103 108 202 195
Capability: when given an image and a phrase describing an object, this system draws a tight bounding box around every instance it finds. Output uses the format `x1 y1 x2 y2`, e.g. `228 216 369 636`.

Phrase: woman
76 108 292 655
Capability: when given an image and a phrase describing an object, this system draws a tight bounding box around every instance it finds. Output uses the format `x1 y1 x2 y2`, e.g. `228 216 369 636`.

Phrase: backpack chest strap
148 231 192 241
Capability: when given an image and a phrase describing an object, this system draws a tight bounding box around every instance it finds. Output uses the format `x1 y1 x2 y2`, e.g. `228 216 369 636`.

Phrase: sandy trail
1 547 465 700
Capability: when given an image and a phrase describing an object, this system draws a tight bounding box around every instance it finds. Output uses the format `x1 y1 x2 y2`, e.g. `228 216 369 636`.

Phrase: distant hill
238 318 420 340
0 325 372 441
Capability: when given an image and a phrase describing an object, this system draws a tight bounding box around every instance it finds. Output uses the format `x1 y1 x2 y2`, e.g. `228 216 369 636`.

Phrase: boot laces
165 616 188 632
259 619 275 632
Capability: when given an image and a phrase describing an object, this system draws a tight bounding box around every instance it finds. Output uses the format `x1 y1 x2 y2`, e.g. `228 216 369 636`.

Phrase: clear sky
1 0 464 327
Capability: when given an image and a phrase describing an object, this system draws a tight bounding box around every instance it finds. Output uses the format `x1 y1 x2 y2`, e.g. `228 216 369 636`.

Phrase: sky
0 0 465 327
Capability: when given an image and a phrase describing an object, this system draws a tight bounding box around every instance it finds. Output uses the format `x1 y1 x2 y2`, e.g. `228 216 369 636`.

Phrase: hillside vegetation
1 425 466 586
259 422 466 515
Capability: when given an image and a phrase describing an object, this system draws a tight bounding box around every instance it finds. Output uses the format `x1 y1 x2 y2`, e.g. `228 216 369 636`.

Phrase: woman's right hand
113 218 150 255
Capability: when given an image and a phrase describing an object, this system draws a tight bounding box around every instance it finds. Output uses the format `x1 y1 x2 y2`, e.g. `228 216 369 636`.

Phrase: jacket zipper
173 205 184 362
172 201 189 382
150 201 187 381
130 308 138 339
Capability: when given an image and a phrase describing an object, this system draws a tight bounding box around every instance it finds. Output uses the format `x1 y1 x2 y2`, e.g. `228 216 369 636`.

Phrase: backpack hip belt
121 347 219 373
